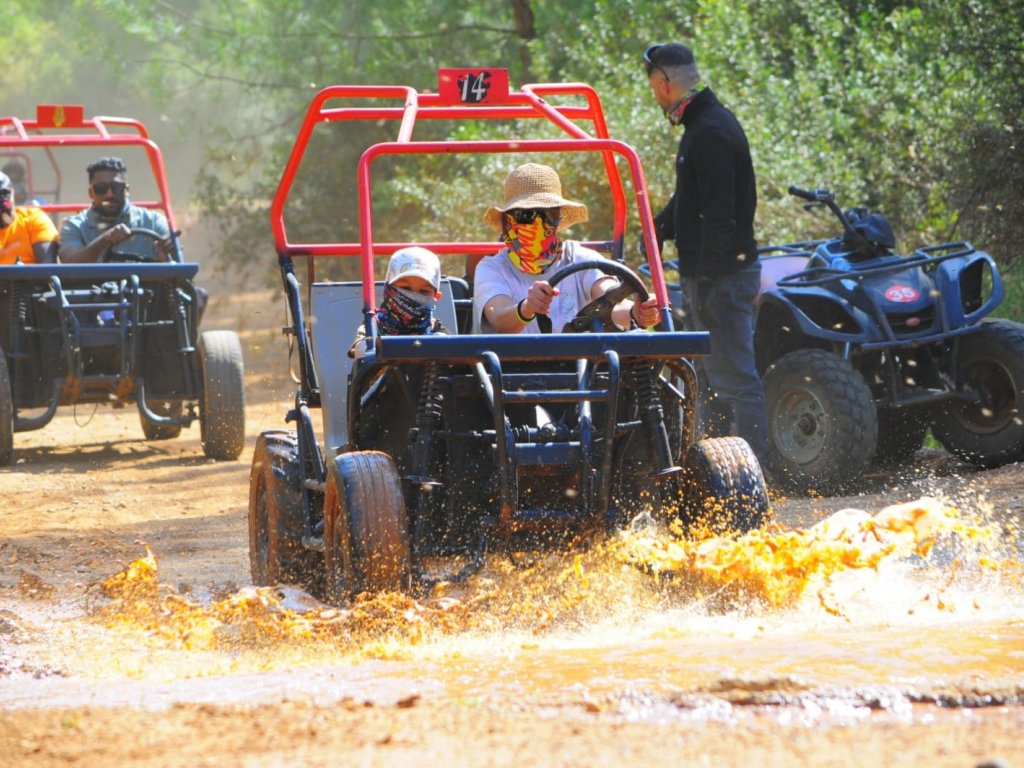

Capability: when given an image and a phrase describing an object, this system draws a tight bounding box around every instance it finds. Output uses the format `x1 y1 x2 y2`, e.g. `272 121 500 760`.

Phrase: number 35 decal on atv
884 285 920 303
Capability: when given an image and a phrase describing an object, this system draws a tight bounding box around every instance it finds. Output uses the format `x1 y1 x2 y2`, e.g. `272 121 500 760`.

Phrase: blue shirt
60 202 175 261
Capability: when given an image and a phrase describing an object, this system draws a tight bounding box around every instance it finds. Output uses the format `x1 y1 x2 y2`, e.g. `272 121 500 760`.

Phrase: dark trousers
680 261 768 461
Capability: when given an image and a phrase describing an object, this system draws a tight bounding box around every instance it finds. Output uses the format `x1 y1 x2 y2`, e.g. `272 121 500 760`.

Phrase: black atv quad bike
754 186 1024 494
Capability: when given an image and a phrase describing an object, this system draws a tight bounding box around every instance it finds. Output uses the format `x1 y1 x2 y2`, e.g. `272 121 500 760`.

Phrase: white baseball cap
385 246 442 291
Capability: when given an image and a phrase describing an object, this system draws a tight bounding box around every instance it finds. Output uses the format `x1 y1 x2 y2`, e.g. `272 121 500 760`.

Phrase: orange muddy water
2 289 1023 767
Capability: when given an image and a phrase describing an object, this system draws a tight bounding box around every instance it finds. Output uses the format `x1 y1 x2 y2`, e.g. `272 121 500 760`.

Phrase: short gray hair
663 61 700 88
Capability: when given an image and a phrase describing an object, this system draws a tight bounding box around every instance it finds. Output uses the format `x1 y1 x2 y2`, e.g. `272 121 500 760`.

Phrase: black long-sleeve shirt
654 88 758 278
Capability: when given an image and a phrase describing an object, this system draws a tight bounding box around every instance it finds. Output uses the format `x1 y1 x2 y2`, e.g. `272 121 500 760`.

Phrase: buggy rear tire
763 349 876 495
679 436 769 535
0 347 12 466
248 430 321 591
932 320 1024 468
199 330 246 460
140 400 183 441
323 451 411 603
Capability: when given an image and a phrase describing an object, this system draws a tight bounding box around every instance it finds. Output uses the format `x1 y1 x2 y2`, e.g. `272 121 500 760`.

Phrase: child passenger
349 246 447 359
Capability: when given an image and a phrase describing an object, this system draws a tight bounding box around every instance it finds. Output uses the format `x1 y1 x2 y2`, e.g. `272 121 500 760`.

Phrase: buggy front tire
199 330 246 460
763 349 877 495
932 320 1024 468
323 451 411 603
0 347 12 466
248 430 320 589
679 436 770 535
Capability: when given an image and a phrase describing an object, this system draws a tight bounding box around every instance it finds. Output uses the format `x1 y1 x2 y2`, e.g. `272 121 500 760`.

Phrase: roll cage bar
0 104 177 231
269 68 671 316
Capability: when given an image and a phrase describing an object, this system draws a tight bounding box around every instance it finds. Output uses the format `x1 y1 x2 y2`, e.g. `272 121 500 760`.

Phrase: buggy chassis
251 69 768 601
0 105 245 464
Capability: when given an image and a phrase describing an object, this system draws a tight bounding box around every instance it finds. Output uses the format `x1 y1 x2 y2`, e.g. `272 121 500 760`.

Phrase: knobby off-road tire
763 349 877 495
323 451 411 603
873 408 929 466
199 330 246 460
140 399 183 441
0 346 13 466
248 430 320 589
679 436 770 535
932 320 1024 468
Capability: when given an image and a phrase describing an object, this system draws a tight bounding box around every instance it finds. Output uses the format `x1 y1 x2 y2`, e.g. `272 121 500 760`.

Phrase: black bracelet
515 298 535 324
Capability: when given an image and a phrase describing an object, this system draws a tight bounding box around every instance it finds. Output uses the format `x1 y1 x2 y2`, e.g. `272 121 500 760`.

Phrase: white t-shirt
472 241 611 333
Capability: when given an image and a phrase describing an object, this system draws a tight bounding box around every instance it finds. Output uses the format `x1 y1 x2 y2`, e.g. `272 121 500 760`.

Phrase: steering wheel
100 228 167 263
546 259 649 333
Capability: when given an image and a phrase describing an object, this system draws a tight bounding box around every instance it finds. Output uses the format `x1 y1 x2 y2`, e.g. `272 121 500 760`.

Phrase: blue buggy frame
248 69 769 602
0 106 246 464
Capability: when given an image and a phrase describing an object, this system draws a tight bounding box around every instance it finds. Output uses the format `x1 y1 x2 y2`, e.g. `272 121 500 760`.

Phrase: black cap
643 42 696 73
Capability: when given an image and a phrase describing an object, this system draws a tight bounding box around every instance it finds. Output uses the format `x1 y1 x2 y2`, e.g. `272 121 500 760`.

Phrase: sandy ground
1 289 1023 768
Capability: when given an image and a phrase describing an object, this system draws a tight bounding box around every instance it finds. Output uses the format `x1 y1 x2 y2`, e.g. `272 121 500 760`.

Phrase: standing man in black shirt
643 41 768 462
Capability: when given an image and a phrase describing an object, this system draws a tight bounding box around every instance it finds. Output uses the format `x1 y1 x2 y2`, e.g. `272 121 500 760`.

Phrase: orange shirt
0 207 59 264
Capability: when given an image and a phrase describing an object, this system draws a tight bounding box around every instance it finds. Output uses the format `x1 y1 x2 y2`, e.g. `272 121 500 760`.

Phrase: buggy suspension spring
8 280 26 387
410 362 443 558
163 283 193 354
414 362 443 427
628 362 679 476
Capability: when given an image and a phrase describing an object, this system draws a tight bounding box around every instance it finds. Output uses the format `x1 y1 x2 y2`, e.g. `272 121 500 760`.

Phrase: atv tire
199 330 246 460
0 346 12 466
679 436 769 534
248 430 319 588
763 349 877 495
323 450 411 603
140 399 183 441
932 320 1024 468
873 408 929 466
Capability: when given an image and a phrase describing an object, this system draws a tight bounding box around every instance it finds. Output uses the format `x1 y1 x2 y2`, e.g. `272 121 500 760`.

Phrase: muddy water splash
15 496 1023 715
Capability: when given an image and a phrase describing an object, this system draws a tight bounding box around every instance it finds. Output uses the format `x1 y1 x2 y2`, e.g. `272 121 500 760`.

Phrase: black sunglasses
0 188 11 199
91 181 126 196
509 207 561 226
643 43 666 77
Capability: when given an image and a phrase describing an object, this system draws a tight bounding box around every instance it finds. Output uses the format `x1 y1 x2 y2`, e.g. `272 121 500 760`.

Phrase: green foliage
3 0 1020 309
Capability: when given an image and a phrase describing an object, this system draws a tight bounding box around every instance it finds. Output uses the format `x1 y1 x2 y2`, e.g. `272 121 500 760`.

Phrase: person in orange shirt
0 170 58 264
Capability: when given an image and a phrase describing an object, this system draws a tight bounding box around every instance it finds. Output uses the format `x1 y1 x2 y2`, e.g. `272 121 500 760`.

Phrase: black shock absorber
409 362 443 481
8 280 26 395
164 283 194 354
409 362 444 558
629 361 679 477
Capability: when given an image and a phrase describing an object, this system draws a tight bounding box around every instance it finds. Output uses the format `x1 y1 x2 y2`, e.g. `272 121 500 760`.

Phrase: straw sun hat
483 163 589 232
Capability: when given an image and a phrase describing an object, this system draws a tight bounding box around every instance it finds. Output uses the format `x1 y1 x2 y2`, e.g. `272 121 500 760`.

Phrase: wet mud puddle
2 497 1023 722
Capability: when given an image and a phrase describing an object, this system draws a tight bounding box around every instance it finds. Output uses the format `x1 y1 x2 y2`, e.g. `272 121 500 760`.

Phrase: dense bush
3 1 1020 315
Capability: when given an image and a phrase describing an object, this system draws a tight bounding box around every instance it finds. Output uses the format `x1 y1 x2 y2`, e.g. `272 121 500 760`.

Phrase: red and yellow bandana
502 213 561 275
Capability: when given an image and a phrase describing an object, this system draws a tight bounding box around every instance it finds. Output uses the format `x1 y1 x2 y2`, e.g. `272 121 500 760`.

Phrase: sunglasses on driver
91 181 127 196
508 207 561 226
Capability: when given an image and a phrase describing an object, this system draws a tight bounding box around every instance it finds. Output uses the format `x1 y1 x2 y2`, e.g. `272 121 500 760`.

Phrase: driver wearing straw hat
473 163 659 334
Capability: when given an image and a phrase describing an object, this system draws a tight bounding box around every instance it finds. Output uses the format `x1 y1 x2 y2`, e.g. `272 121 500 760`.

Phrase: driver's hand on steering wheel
154 237 173 262
105 223 133 246
523 281 560 318
630 296 660 328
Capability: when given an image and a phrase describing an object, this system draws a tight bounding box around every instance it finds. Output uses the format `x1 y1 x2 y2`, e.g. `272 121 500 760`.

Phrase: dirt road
2 290 1023 767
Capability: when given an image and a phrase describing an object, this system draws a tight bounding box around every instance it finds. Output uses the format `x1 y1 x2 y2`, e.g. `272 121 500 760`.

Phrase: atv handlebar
788 186 834 203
